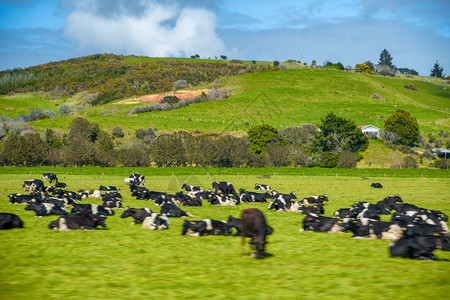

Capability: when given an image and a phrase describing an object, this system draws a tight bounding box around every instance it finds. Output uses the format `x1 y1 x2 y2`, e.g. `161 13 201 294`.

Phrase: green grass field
1 167 449 299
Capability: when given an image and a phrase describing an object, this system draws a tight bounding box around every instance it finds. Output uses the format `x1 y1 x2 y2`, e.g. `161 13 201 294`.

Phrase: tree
378 49 394 68
384 109 419 146
315 112 369 154
247 124 284 155
58 104 71 116
430 60 445 78
66 117 100 143
220 55 227 60
354 63 374 75
273 60 280 67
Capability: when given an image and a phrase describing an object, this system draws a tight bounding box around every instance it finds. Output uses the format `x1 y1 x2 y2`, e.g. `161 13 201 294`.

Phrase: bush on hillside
433 158 450 169
337 151 357 168
111 126 124 139
403 156 418 168
384 109 419 146
403 84 418 91
59 104 71 116
173 80 188 91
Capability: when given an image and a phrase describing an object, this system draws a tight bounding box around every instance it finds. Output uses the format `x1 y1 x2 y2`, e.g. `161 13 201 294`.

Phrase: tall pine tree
378 49 394 68
430 60 445 77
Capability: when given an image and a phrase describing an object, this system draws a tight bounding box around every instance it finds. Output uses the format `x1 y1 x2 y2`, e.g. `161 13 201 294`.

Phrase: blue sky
0 0 449 76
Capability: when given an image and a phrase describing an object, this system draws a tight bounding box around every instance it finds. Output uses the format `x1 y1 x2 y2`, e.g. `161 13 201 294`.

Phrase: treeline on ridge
0 54 270 105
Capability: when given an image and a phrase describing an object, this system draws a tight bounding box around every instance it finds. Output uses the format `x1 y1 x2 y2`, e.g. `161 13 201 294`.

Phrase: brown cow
240 208 272 259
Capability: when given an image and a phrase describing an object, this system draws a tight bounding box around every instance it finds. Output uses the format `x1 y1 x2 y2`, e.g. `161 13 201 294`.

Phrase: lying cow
182 183 203 192
23 179 45 192
99 185 119 191
182 219 231 236
212 181 238 196
300 195 328 205
300 214 345 233
371 183 383 188
70 203 115 216
161 202 196 218
239 189 270 203
25 202 68 217
240 208 272 259
49 213 106 230
343 219 403 241
120 207 153 224
142 213 169 230
0 213 24 229
255 183 271 191
9 193 42 204
390 233 450 261
54 181 67 188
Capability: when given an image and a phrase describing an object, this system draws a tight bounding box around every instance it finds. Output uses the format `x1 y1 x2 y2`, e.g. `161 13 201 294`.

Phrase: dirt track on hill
115 89 210 105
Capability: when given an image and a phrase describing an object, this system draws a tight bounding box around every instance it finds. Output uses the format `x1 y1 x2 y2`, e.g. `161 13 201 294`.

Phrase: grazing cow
240 208 271 259
70 203 115 216
371 183 383 188
25 202 68 217
301 214 345 233
120 207 153 224
49 213 106 230
23 179 45 192
43 173 58 183
142 213 169 230
227 215 273 237
212 181 238 196
300 195 328 205
181 183 203 192
181 219 232 236
343 219 403 241
255 183 271 191
239 189 270 203
0 213 24 229
160 202 196 218
99 185 119 191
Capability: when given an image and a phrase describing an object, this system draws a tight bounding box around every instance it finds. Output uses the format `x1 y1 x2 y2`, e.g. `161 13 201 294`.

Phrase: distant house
432 148 450 159
358 125 380 138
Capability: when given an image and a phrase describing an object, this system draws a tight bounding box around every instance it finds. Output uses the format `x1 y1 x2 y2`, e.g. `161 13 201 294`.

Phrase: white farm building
357 125 380 138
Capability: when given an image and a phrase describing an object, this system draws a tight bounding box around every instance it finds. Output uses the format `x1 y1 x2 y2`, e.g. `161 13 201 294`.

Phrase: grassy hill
9 67 447 135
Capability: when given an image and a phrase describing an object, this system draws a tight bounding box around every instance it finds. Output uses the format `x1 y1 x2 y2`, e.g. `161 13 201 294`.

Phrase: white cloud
63 1 226 58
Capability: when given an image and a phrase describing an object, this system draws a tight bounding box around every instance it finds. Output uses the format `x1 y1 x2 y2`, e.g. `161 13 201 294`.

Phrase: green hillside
10 67 448 134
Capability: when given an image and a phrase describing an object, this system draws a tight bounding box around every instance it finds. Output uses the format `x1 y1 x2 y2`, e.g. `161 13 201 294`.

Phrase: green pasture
4 68 446 134
0 167 449 299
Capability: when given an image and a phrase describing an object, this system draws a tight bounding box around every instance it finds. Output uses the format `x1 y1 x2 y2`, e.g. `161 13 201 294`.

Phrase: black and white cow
181 219 232 236
300 214 345 233
371 183 383 188
255 183 271 191
300 195 328 205
102 198 122 209
160 202 196 218
70 203 115 216
23 179 45 192
99 185 119 191
9 193 42 204
142 213 169 230
181 183 203 192
240 208 272 259
43 173 58 183
0 213 24 229
390 233 450 261
301 204 325 215
209 194 240 206
333 208 352 219
239 189 270 203
54 181 67 188
343 219 403 241
48 213 106 230
25 202 68 217
267 194 301 212
389 224 450 260
130 173 145 186
212 181 238 196
120 207 153 224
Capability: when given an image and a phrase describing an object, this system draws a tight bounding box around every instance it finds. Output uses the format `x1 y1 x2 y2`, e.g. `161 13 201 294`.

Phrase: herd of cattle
1 173 449 260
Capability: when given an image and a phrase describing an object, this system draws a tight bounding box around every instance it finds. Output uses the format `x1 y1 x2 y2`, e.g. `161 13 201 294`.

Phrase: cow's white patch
203 219 213 231
405 211 417 217
440 221 449 233
91 204 99 215
43 203 54 214
59 217 70 231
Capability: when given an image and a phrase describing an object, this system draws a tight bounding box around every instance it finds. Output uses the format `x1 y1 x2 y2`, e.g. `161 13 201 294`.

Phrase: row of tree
0 110 432 168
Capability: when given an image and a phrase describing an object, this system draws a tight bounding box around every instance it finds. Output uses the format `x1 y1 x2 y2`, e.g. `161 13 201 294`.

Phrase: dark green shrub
337 151 357 168
403 156 418 168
